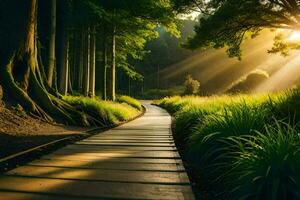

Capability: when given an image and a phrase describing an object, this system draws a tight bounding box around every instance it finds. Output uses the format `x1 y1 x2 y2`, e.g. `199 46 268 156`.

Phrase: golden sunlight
178 11 200 20
289 31 300 41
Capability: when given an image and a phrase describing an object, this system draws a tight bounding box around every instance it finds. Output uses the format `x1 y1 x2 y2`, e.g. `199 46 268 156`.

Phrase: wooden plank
51 150 181 159
0 103 195 200
7 166 189 184
0 176 194 199
64 144 176 151
27 159 186 172
41 154 183 164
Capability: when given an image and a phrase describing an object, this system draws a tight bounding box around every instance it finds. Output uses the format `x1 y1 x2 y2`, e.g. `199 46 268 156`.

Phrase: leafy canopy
185 0 300 58
69 0 181 80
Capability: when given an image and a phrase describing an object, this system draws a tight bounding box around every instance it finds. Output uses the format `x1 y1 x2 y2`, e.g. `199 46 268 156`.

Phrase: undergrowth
155 90 300 200
116 95 143 111
64 96 141 126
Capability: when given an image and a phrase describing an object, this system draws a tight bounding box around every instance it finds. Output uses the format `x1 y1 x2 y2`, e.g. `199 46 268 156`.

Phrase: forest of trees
0 0 193 126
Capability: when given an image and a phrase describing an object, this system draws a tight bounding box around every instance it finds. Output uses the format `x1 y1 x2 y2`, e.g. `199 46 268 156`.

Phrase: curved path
0 102 195 199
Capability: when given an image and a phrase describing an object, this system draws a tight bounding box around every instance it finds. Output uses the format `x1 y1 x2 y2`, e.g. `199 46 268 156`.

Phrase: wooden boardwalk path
0 102 195 199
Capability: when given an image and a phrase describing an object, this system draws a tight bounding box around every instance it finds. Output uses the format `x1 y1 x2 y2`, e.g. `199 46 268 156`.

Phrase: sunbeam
254 53 300 92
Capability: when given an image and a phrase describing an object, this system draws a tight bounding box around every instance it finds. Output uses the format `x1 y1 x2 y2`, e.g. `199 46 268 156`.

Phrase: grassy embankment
155 90 300 199
63 95 143 127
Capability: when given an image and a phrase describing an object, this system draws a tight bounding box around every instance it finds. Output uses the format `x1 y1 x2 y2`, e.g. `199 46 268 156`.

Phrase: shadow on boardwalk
0 103 195 200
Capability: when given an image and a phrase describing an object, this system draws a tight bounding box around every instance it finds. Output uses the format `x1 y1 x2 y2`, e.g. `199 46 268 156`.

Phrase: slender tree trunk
68 59 73 95
46 0 56 87
110 23 116 101
83 27 90 96
59 31 69 95
128 77 131 96
102 31 107 100
89 26 96 97
70 32 76 91
72 31 79 90
78 30 84 93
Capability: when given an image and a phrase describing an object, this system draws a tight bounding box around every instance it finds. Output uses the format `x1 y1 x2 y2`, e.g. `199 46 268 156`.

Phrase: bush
184 74 200 95
227 70 269 94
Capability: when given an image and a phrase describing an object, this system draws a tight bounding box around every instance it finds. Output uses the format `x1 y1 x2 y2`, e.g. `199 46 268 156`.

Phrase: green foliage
133 20 197 90
268 34 300 56
100 0 180 80
70 0 181 81
63 96 140 125
173 107 207 143
117 95 142 110
184 74 200 95
185 0 300 58
171 0 200 13
225 122 300 199
138 86 185 100
155 90 300 198
226 70 269 94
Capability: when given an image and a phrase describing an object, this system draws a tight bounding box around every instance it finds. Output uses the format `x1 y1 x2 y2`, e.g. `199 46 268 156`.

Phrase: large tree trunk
102 30 107 100
89 26 96 98
1 0 43 113
0 0 99 126
46 0 56 87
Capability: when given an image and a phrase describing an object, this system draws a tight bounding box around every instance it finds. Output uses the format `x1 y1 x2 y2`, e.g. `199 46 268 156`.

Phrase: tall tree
0 0 97 126
46 0 56 87
111 12 116 101
102 27 108 100
99 0 180 100
68 0 104 96
83 27 91 97
89 25 96 97
59 29 69 95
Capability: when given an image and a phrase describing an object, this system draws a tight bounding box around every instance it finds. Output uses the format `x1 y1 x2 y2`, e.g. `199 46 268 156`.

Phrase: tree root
1 61 102 127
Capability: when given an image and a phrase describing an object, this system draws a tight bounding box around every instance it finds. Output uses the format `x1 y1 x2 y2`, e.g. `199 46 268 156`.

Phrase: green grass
155 90 300 199
117 95 143 111
136 86 185 100
63 96 141 126
225 122 300 199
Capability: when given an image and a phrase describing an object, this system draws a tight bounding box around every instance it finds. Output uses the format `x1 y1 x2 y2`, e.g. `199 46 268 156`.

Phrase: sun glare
179 11 200 20
289 31 300 41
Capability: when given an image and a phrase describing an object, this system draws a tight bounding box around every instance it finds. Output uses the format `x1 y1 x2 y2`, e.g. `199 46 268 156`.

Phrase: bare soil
0 101 90 158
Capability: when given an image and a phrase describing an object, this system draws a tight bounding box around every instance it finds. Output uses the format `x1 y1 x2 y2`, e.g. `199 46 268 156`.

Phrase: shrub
227 70 269 94
184 74 200 95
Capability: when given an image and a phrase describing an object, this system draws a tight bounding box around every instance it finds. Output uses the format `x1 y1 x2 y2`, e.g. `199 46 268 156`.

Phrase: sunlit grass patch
155 89 300 198
63 96 140 125
117 95 142 111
